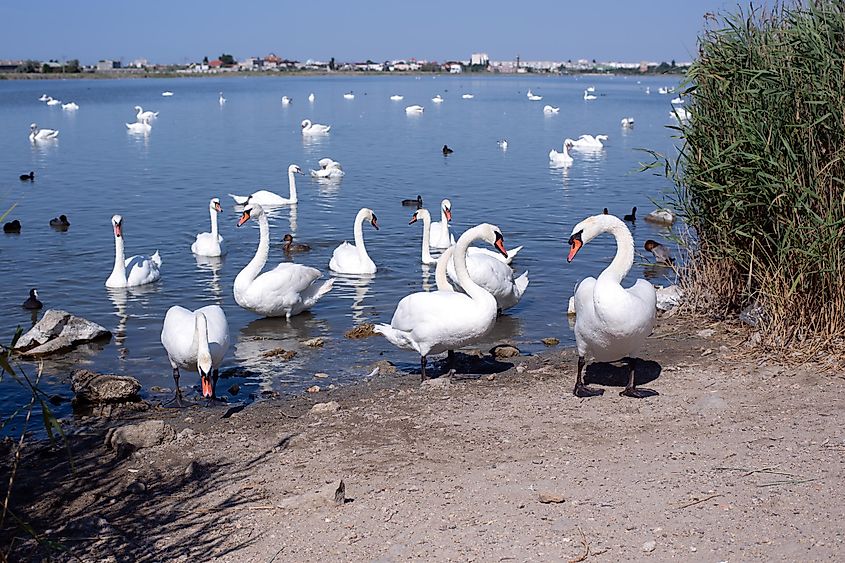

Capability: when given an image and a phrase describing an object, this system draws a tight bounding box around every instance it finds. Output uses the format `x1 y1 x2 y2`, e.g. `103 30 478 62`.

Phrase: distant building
96 60 121 71
0 60 24 72
470 52 489 66
129 58 148 69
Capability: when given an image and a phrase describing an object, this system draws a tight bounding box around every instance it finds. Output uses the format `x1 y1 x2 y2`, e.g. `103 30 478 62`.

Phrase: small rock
541 337 560 346
656 285 683 311
484 374 496 382
696 329 715 338
490 344 520 359
642 540 656 553
369 359 397 376
277 480 346 509
516 366 526 373
105 420 175 456
746 331 762 348
344 323 377 339
303 337 325 348
71 370 141 404
644 208 676 225
262 347 296 360
306 385 320 394
421 377 450 390
228 383 240 396
309 401 340 415
176 428 195 441
314 373 329 379
149 386 169 393
538 492 566 504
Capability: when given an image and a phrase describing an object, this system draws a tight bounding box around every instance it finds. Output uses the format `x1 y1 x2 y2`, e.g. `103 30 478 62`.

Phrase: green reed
667 1 845 349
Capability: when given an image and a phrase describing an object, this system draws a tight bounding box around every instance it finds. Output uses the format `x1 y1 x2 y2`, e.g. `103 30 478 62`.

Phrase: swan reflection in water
107 283 162 362
309 175 343 198
234 314 327 394
193 254 224 301
330 274 374 324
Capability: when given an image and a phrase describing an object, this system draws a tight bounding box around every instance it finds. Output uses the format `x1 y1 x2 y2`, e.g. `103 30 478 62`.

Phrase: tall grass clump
666 1 845 353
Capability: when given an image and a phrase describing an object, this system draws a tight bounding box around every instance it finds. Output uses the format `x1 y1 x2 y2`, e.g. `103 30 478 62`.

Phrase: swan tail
301 278 334 308
228 193 250 205
151 251 162 267
515 271 529 297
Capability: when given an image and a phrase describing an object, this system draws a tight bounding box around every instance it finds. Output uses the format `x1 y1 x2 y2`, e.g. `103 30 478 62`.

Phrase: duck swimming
442 145 454 155
3 220 21 233
282 234 311 253
19 171 34 181
22 288 43 310
49 215 70 230
623 207 637 222
402 195 423 208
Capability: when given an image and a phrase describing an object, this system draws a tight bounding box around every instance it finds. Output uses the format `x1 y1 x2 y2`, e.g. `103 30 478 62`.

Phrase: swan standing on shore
567 214 657 398
234 203 333 318
301 119 331 134
329 208 379 274
29 123 59 142
192 198 226 257
161 305 229 402
229 164 303 206
105 214 162 288
429 199 456 249
374 224 510 380
549 139 575 167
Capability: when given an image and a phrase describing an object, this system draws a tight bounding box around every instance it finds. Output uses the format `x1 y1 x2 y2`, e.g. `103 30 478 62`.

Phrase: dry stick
674 493 723 510
758 478 820 488
279 410 301 419
568 526 590 563
248 505 276 510
268 546 285 563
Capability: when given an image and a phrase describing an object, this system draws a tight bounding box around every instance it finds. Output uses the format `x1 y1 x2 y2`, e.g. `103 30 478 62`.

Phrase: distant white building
470 52 489 66
96 60 121 71
449 63 462 74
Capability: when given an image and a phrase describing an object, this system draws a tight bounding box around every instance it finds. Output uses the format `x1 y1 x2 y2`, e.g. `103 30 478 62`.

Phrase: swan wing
124 253 161 286
196 305 230 363
329 242 374 273
161 306 197 367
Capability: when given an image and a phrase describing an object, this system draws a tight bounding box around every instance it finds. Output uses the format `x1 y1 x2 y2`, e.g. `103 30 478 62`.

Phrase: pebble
642 540 656 552
228 384 240 396
306 385 320 393
262 348 296 360
697 329 715 338
541 337 560 346
303 337 325 348
421 377 451 390
490 344 520 359
309 401 341 415
314 373 329 379
538 492 565 504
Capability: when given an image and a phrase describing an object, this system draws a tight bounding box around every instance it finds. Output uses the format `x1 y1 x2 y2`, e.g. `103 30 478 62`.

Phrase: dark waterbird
3 220 21 233
22 288 42 310
401 195 423 208
442 144 453 155
19 171 34 181
623 207 637 222
282 233 311 253
49 214 70 229
644 239 673 265
602 208 609 214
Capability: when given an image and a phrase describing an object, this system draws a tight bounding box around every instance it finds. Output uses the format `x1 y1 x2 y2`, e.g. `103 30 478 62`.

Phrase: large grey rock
71 370 141 404
105 420 175 456
656 285 683 311
14 310 111 356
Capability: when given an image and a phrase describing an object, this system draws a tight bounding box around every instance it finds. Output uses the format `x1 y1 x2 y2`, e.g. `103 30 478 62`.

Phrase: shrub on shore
667 1 845 352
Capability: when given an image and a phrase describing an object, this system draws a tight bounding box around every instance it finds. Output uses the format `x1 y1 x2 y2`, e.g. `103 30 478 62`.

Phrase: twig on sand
249 505 277 510
758 478 820 488
568 526 590 563
715 465 794 477
279 410 301 419
674 493 723 509
268 546 285 563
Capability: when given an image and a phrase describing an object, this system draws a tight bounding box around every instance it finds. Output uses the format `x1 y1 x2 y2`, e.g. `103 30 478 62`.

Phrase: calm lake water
0 74 682 425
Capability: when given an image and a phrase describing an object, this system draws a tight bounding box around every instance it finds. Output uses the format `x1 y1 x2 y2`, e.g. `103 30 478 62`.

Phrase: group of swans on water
549 134 609 167
126 105 159 134
40 94 78 111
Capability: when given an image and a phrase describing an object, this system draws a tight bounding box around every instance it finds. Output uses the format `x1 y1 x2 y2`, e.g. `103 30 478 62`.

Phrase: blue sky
3 0 732 65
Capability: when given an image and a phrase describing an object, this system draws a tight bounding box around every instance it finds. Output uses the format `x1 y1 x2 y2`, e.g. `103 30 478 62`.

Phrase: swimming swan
567 214 657 398
234 203 333 318
583 90 597 101
374 223 510 379
105 214 162 288
134 105 159 123
571 134 608 150
543 105 560 114
329 207 379 274
405 105 424 114
310 158 344 178
29 123 59 142
229 164 303 206
161 305 229 402
301 119 331 134
549 139 575 167
429 199 456 249
410 207 521 265
191 198 226 257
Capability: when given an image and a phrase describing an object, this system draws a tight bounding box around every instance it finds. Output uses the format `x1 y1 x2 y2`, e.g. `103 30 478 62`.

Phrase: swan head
134 105 142 111
564 139 575 150
111 214 123 238
30 123 37 131
301 119 311 129
210 198 222 213
288 164 303 175
567 214 626 262
441 199 452 222
409 208 431 225
477 223 508 258
363 208 379 230
596 135 609 142
237 203 264 226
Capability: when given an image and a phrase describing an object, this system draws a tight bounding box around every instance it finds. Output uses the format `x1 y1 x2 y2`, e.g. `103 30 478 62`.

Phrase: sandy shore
2 313 843 562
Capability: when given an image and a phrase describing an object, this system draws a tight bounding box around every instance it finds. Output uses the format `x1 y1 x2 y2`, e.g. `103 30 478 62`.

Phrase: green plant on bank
654 1 845 353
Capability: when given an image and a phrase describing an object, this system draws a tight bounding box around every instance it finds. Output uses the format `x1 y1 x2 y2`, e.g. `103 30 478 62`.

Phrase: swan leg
445 350 457 378
420 355 428 381
212 368 219 399
168 367 184 407
573 355 604 397
620 358 658 398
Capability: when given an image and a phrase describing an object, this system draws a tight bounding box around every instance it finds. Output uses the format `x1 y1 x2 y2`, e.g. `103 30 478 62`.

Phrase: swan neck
209 206 219 238
602 222 635 283
353 209 371 262
420 212 435 263
111 234 126 282
287 170 298 203
453 226 490 301
235 213 269 290
435 246 454 291
439 207 449 238
195 313 210 358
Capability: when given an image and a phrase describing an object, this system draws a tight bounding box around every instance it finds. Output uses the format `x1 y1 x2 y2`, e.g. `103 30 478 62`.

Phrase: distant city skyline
3 0 732 65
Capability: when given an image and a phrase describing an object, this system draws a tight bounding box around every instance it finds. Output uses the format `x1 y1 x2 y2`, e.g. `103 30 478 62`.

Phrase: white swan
38 94 49 101
543 105 560 114
105 214 162 288
62 102 79 111
584 90 597 101
191 198 226 257
390 94 404 101
429 199 456 249
229 164 303 206
308 92 315 102
405 105 424 114
161 305 229 401
571 134 609 150
432 95 444 103
671 108 691 122
586 86 595 92
161 91 174 97
281 96 292 105
46 97 61 106
343 92 355 99
410 208 521 265
567 214 657 398
498 139 508 150
310 158 344 179
126 121 151 134
29 123 59 142
462 94 474 99
621 117 635 128
549 139 575 167
527 90 543 101
301 119 331 134
329 207 379 274
671 96 684 104
234 203 333 318
219 92 226 105
443 241 528 311
134 105 158 123
374 223 509 379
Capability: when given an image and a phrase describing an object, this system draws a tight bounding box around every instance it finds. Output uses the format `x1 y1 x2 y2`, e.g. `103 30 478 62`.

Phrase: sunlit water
0 74 682 426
